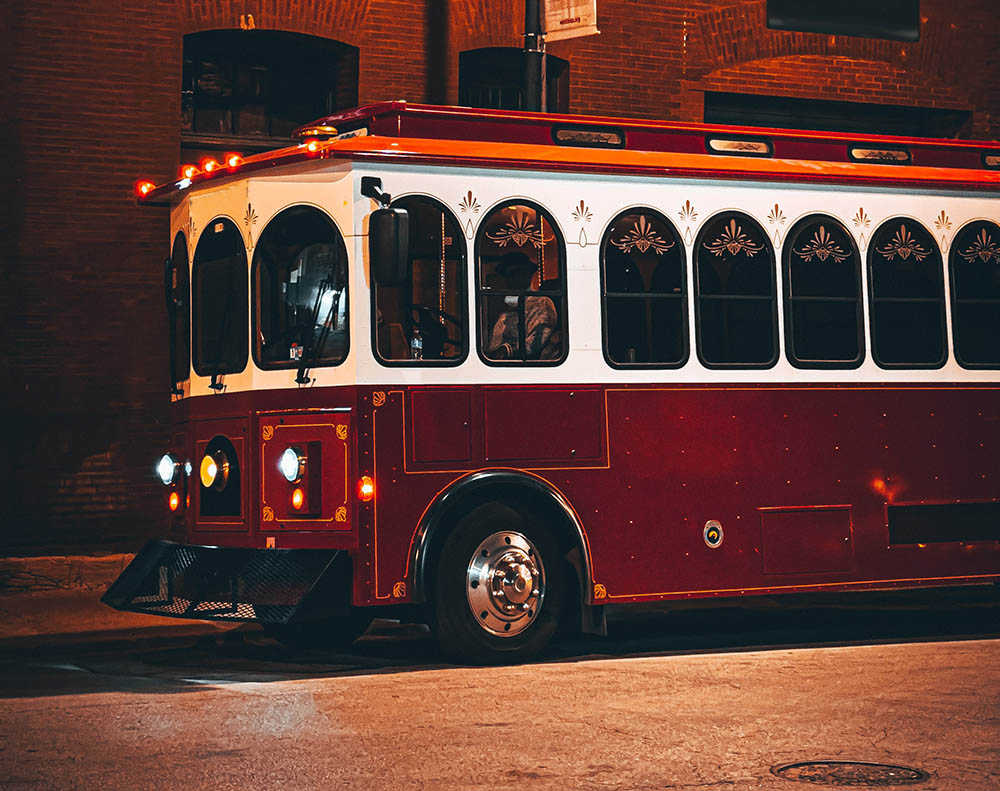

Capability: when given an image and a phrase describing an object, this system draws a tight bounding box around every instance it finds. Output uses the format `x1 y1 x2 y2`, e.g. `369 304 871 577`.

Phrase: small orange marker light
224 152 243 168
168 491 180 511
358 476 375 502
135 180 156 198
291 487 305 510
200 157 221 173
178 163 198 179
305 138 320 153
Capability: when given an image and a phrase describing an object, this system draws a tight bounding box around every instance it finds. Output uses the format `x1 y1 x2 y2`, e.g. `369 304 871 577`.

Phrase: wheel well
412 474 591 609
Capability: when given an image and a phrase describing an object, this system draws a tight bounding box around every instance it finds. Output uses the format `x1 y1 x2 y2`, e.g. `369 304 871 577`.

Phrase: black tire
264 611 373 650
433 502 564 664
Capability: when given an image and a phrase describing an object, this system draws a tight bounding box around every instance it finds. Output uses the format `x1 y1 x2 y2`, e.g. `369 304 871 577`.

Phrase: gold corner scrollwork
392 582 407 598
336 424 348 440
262 425 274 441
593 583 607 600
372 391 386 407
335 506 347 522
262 506 275 522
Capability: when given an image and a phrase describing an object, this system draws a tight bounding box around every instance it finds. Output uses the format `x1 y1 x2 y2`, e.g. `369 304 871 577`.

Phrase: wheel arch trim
408 469 594 605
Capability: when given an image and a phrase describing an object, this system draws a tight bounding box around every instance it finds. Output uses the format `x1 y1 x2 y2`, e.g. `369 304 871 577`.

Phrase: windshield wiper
295 275 340 385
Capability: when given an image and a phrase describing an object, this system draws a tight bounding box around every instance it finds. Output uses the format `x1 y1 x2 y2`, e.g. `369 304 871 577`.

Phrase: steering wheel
410 304 461 357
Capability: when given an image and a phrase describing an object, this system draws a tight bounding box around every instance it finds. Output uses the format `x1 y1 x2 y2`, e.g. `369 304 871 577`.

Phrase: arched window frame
168 231 191 389
370 195 468 367
693 211 778 369
867 218 947 369
251 204 351 371
475 200 568 366
782 214 865 369
949 219 1000 369
600 208 688 369
191 216 249 378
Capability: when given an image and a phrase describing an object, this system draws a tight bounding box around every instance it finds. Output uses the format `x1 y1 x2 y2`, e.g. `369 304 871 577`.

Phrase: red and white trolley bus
104 102 1000 662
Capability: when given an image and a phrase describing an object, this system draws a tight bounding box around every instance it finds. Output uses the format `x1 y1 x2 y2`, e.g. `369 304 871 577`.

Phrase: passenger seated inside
486 252 561 361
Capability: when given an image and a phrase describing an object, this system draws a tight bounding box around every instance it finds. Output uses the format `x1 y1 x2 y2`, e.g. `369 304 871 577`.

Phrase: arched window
477 202 566 364
373 196 466 364
601 209 687 367
868 219 945 368
168 232 190 389
252 206 349 370
694 212 777 367
783 215 863 368
950 220 1000 368
192 217 248 377
181 30 359 161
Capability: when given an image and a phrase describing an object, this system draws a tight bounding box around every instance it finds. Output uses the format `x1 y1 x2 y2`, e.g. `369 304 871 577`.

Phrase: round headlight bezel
156 453 180 486
279 446 305 483
200 450 230 491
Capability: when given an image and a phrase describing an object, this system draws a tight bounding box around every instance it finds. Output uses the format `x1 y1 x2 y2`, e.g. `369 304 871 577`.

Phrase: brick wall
3 0 998 553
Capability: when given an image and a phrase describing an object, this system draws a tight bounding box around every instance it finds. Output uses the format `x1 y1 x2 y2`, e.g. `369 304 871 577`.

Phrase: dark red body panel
170 383 1000 608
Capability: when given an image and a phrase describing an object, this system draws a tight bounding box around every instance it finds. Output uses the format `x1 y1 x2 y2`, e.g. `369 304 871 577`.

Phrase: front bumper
101 540 346 625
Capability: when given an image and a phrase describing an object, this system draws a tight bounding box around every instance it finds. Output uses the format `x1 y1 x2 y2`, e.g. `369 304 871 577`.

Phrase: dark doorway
181 30 359 160
459 48 569 113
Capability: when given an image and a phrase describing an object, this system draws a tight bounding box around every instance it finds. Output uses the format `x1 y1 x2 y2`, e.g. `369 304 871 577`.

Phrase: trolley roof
137 101 1000 204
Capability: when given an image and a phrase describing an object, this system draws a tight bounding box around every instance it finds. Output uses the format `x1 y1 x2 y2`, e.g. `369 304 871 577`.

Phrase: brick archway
177 0 371 44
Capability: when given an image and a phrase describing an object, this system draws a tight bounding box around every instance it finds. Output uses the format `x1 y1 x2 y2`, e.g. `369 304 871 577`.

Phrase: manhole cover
773 761 930 787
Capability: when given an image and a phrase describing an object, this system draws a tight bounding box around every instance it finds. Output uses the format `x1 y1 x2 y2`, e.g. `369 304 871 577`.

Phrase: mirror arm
360 176 392 207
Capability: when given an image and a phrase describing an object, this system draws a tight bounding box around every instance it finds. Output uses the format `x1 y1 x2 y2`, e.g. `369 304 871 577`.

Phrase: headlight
156 453 180 486
279 446 305 483
200 450 230 491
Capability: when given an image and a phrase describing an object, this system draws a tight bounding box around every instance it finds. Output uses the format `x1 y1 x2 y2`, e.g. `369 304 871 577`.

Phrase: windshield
253 206 349 369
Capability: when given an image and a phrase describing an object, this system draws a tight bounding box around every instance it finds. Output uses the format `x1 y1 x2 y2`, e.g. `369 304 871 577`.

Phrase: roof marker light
135 180 156 198
294 124 338 139
224 152 243 168
200 157 221 173
179 163 198 179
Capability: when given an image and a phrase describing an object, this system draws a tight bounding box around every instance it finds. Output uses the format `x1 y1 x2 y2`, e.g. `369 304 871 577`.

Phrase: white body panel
170 158 999 398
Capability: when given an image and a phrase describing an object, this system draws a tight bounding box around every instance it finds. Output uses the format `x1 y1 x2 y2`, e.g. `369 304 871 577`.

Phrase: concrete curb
0 554 134 593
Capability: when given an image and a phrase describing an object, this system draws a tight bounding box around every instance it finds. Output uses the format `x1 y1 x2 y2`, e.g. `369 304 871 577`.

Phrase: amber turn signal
358 476 375 502
291 487 305 510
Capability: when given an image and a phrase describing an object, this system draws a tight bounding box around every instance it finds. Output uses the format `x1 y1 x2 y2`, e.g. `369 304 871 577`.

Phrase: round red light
224 152 243 168
134 180 156 198
200 157 221 173
291 488 305 510
178 163 198 179
168 492 180 511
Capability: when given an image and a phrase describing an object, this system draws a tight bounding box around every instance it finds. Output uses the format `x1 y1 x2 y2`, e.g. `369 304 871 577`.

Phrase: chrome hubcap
466 531 545 637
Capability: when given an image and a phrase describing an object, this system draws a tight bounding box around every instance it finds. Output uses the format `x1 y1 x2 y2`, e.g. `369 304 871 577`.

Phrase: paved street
0 592 998 790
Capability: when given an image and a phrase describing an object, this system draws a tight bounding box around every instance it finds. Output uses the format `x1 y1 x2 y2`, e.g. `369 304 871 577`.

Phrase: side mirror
369 207 410 286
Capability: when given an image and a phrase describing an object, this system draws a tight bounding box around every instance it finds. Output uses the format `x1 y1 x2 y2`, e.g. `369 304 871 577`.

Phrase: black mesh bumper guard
101 540 344 625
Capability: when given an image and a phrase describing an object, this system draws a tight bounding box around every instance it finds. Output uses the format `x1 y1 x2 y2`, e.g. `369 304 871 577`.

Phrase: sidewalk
0 553 229 648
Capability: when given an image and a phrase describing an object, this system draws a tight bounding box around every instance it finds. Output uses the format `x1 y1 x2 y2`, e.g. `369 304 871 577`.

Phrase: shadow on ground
1 586 997 698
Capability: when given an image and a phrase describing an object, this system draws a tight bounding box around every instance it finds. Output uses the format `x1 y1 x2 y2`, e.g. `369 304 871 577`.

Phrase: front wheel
433 504 563 663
